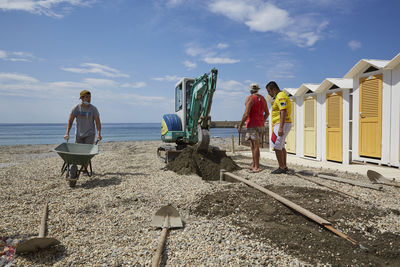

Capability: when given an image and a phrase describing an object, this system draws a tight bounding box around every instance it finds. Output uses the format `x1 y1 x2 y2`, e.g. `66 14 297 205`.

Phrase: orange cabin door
304 96 317 157
286 99 296 153
359 74 382 158
326 92 343 162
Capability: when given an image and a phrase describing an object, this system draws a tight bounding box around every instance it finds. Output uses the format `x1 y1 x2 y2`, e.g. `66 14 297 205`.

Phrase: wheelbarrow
53 140 99 188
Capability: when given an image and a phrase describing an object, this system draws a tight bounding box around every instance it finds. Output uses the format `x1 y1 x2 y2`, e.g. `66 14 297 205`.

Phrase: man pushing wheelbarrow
64 89 102 146
54 90 102 187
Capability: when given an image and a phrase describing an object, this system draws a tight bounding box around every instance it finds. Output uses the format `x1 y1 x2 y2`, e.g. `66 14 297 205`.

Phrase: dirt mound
192 186 400 266
165 146 240 181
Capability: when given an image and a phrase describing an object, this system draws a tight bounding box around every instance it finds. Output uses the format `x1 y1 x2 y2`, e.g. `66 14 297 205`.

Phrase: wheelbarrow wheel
69 164 77 188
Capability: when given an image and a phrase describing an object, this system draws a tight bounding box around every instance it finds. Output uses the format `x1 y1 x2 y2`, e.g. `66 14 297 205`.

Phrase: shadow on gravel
19 244 67 266
191 186 400 266
80 177 122 189
95 172 147 177
233 161 275 171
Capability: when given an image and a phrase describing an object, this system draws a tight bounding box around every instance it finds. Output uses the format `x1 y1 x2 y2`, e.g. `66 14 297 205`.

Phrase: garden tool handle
39 202 48 238
152 227 169 267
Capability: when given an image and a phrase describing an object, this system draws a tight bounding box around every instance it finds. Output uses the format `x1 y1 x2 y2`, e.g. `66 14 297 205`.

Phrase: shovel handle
39 202 48 238
152 227 168 267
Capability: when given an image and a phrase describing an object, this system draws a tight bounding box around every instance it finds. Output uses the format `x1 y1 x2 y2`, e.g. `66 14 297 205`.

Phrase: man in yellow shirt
266 81 292 174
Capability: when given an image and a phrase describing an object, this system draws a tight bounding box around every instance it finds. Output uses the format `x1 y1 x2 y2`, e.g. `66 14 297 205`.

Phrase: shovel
16 202 60 253
367 170 400 188
151 205 183 267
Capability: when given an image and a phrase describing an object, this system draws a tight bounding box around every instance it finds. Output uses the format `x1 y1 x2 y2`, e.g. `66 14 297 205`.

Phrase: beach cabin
344 58 392 166
315 78 353 164
294 83 321 160
385 53 400 167
283 88 299 154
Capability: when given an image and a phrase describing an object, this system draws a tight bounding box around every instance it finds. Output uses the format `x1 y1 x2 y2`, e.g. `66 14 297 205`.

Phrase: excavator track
157 145 183 163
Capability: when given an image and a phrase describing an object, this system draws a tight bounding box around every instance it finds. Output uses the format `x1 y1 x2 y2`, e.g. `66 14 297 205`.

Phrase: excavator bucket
196 125 210 151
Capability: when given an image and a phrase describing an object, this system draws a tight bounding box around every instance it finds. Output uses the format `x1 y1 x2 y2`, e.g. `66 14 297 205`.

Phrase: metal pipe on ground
294 173 359 199
317 173 383 191
220 170 363 247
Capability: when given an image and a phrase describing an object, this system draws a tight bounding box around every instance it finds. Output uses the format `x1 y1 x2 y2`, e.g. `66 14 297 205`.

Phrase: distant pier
210 121 240 128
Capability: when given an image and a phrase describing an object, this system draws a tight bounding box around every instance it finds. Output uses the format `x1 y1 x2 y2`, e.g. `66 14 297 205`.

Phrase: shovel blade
367 169 381 183
151 205 183 229
16 237 60 253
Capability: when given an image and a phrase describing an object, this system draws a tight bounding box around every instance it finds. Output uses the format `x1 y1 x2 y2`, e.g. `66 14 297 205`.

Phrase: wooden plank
318 174 382 190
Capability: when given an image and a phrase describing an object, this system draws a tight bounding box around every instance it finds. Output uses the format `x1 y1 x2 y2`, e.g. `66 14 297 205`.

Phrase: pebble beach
1 138 399 266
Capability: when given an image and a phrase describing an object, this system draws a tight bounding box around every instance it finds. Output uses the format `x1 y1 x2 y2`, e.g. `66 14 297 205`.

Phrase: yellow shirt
271 91 292 126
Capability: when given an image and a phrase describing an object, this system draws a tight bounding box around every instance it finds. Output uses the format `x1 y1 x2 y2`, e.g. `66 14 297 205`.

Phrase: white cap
249 83 260 91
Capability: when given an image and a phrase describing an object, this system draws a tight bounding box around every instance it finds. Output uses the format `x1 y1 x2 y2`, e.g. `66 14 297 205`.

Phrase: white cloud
218 79 245 91
185 42 239 65
152 75 181 82
0 50 38 62
209 0 256 21
0 50 6 59
50 81 87 88
208 0 328 47
0 72 163 105
166 0 184 7
203 57 240 64
0 0 95 18
245 3 290 32
62 63 129 78
348 40 361 50
0 72 38 83
121 82 147 88
217 43 229 49
183 60 197 70
267 60 295 79
83 78 119 87
185 44 207 57
209 0 290 31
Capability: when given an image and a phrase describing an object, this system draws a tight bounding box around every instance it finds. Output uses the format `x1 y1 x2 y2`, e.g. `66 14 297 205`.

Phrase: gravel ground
0 138 399 266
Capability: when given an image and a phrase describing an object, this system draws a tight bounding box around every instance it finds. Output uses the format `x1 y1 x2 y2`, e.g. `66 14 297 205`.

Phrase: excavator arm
186 68 218 150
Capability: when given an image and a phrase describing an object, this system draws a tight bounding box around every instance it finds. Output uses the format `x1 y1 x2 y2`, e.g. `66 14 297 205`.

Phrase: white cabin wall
352 76 359 162
316 94 324 161
297 97 304 157
342 89 351 165
382 70 392 165
390 65 400 166
321 93 327 162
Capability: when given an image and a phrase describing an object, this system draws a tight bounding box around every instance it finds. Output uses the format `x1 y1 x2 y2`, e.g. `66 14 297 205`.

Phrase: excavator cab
158 68 218 163
161 78 195 144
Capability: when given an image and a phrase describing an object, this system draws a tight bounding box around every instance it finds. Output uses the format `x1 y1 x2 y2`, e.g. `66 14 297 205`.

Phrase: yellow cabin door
304 96 317 157
326 92 343 162
359 74 382 158
286 99 296 153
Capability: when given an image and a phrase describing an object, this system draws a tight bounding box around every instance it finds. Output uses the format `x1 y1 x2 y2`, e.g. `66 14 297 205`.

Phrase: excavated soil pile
165 146 240 181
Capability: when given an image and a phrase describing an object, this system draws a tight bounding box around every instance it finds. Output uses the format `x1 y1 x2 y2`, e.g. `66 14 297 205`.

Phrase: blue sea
0 123 238 146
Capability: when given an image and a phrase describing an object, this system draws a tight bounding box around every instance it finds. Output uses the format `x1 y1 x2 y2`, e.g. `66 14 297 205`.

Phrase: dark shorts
75 134 95 144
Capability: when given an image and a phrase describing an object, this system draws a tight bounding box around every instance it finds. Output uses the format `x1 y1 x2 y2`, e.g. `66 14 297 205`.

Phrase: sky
0 0 399 123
